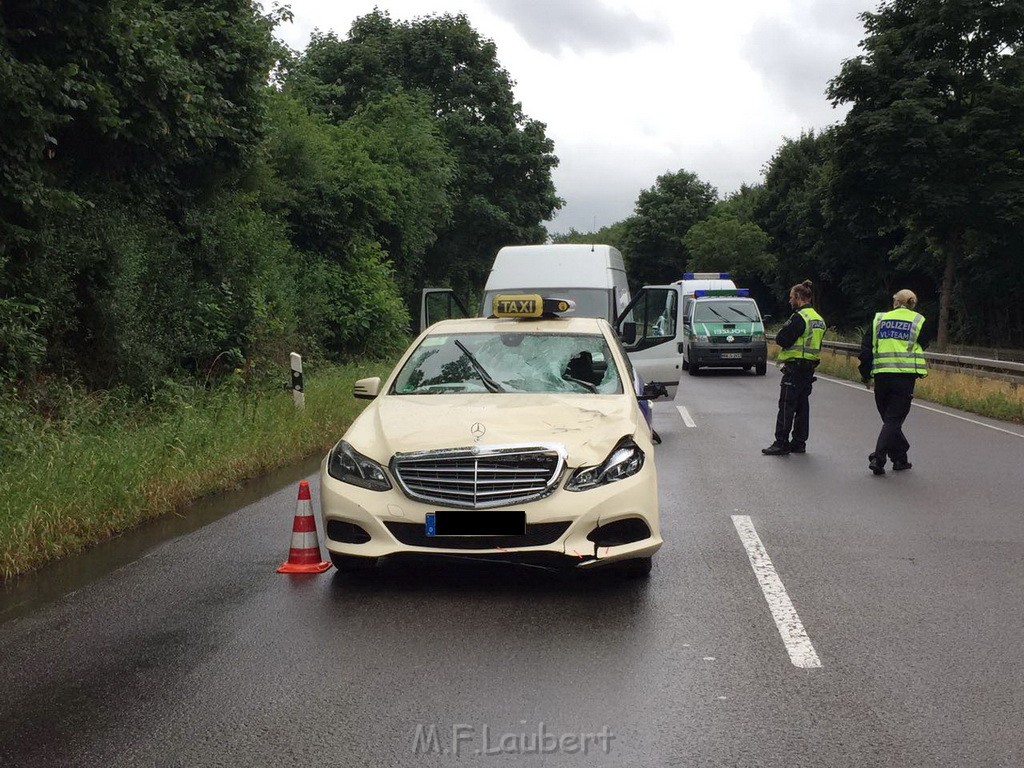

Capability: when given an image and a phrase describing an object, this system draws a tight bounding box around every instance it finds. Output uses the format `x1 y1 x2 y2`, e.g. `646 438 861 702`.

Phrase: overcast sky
272 0 871 234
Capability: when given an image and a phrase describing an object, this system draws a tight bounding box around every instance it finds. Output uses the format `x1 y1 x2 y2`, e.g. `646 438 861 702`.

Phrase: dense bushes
2 5 566 450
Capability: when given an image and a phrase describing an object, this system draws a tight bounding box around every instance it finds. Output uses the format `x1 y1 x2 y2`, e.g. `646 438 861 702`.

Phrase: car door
615 285 683 385
419 289 471 332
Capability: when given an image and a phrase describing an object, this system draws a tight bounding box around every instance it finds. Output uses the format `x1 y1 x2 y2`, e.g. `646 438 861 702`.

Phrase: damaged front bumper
318 456 662 570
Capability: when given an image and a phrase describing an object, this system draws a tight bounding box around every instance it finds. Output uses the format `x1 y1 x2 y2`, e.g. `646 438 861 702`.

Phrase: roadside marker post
290 352 305 409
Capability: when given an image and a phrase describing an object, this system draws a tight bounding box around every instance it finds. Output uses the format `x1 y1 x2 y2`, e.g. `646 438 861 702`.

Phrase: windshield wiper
728 306 755 321
454 340 506 393
562 375 598 393
704 306 729 322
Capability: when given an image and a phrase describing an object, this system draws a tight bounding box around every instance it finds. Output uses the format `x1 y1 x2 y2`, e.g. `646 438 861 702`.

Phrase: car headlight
327 440 392 491
752 332 766 342
695 334 710 344
565 438 646 492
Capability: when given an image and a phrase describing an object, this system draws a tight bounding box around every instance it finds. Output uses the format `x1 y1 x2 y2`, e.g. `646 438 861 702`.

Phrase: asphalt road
2 367 1023 767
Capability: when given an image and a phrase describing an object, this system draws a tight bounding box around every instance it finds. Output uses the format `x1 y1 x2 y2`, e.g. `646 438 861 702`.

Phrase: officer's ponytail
791 280 813 304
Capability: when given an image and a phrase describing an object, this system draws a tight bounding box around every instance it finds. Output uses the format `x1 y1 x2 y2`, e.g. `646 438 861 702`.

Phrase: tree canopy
1 4 572 414
622 169 717 287
290 11 562 298
828 0 1024 345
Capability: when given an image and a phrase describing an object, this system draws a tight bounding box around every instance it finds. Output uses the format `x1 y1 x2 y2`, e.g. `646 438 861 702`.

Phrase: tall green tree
346 92 456 303
828 0 1024 347
756 132 833 292
683 215 773 282
755 130 915 326
551 220 631 251
682 188 774 311
291 11 562 298
1 0 282 387
623 169 717 287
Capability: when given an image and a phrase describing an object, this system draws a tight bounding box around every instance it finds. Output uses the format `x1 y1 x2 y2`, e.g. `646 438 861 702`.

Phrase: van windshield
483 289 611 321
694 300 760 323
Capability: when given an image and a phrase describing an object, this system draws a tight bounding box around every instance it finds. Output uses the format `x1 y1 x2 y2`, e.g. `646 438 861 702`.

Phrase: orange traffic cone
277 480 332 573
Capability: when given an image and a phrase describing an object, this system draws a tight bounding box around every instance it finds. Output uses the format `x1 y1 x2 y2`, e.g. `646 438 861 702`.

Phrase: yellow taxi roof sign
493 295 576 318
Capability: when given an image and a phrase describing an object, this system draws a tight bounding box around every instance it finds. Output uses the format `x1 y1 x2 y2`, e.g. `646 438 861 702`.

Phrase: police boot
762 442 790 456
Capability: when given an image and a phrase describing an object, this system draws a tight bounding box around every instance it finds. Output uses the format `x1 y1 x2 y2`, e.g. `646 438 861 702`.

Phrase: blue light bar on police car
683 272 730 280
693 288 750 298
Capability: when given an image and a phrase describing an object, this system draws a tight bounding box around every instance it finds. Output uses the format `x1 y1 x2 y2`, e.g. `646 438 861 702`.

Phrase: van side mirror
762 314 772 324
619 321 637 344
353 377 381 399
682 316 691 326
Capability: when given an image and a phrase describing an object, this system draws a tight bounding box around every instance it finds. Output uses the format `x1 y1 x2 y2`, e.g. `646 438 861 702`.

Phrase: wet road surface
2 368 1023 767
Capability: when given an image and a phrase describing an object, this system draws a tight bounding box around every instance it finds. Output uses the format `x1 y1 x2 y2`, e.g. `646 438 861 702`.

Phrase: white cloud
479 0 670 56
270 0 869 233
741 0 866 121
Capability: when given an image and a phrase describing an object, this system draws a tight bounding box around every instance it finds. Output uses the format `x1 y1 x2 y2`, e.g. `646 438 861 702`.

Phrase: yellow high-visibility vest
777 307 826 362
871 307 928 376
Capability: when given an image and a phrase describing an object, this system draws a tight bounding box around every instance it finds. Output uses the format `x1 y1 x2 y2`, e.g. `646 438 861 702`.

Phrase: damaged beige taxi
319 295 664 577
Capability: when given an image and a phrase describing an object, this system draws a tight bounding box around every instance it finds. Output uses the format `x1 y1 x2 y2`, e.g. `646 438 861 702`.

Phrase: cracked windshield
393 333 624 395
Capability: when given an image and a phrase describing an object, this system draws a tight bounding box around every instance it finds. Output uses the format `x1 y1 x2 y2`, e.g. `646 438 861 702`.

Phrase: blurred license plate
426 511 526 536
722 352 741 359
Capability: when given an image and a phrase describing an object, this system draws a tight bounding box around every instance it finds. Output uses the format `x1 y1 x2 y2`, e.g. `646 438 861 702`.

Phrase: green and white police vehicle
680 285 768 376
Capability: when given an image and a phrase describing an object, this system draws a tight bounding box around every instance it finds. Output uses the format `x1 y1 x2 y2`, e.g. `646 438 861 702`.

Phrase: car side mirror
353 376 381 399
619 321 637 344
639 381 669 400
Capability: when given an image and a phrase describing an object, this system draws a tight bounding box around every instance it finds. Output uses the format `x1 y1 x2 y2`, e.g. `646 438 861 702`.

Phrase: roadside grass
771 345 1024 425
0 361 390 579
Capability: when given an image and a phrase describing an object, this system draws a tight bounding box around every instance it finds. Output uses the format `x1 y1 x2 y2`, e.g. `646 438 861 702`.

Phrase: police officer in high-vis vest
858 289 929 475
763 280 827 456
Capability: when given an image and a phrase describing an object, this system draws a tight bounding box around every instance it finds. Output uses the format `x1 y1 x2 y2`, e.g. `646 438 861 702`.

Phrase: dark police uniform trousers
774 360 817 448
870 372 917 463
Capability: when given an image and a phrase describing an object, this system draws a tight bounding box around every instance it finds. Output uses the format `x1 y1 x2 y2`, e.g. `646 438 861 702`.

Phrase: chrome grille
390 444 566 509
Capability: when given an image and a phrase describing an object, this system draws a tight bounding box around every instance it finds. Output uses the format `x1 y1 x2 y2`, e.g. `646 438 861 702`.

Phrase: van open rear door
419 289 470 333
615 285 683 385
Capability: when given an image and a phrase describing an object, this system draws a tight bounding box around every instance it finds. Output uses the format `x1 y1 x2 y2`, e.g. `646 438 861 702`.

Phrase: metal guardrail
769 336 1024 383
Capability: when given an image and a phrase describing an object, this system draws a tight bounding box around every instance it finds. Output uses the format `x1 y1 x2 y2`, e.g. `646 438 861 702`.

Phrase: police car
319 295 664 577
681 288 769 375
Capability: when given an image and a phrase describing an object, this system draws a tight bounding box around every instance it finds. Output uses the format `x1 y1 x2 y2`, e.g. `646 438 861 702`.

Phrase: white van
420 244 631 330
421 258 761 387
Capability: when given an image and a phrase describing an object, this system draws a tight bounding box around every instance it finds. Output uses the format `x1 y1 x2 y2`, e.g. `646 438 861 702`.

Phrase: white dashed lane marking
676 406 696 428
732 515 822 669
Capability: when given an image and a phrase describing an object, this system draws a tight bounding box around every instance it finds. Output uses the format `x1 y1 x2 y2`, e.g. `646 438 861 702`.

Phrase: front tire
682 357 690 371
688 362 700 376
756 362 767 376
330 552 378 572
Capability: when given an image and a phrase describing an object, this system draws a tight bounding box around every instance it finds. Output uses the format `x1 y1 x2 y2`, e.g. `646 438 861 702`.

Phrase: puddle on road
0 453 324 624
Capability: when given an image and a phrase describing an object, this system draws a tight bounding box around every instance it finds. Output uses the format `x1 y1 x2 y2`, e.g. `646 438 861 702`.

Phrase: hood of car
344 393 643 466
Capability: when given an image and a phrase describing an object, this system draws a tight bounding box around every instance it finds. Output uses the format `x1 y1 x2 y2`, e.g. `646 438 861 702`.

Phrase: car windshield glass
695 301 760 323
392 332 624 395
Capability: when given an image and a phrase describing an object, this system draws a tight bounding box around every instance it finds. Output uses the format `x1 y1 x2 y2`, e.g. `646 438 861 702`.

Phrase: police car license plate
722 352 741 359
426 511 526 536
